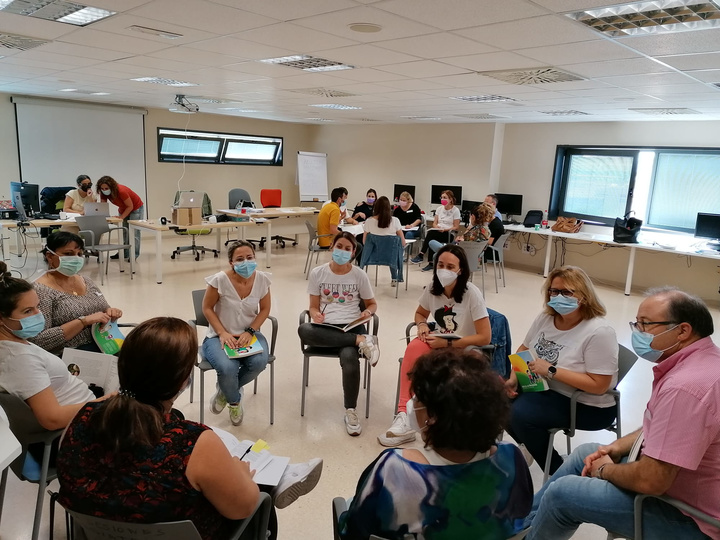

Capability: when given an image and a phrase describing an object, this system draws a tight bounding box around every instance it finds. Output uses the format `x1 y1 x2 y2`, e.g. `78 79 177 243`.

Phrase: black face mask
80 184 92 192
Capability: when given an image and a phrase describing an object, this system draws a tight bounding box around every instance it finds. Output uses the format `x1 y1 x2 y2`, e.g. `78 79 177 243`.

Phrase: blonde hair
400 191 413 204
477 203 495 224
542 266 606 320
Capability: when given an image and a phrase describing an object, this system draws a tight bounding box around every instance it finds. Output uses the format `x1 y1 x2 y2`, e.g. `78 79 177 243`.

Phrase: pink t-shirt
641 336 720 539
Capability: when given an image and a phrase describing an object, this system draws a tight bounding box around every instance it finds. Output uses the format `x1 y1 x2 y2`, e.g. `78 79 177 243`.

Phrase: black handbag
523 210 543 228
613 213 643 243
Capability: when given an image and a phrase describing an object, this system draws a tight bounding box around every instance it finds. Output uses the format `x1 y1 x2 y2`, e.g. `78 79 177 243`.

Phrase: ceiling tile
58 28 173 55
685 69 720 83
209 0 357 21
321 67 408 83
88 14 218 45
618 29 720 57
377 0 548 31
530 0 624 12
441 51 545 72
519 40 640 65
658 52 720 72
376 32 497 59
149 46 245 66
233 22 358 52
8 50 102 68
187 36 293 60
314 43 420 67
376 60 470 78
563 57 673 78
113 55 204 73
599 72 699 88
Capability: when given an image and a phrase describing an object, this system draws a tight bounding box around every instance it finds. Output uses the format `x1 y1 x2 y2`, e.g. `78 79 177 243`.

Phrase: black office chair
227 189 262 247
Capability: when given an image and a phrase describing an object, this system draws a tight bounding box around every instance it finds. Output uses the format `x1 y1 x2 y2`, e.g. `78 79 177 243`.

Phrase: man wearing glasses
526 286 720 540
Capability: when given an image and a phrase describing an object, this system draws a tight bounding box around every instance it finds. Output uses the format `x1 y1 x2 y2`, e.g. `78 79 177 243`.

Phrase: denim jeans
428 239 445 254
297 322 366 409
202 332 269 404
526 442 708 540
123 206 144 259
402 229 419 240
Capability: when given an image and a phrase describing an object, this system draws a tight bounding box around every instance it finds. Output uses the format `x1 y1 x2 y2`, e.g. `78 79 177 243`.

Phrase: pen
320 303 327 314
239 446 252 460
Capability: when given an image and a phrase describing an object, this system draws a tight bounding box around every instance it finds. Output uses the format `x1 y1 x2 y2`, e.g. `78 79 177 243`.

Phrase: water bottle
542 210 549 229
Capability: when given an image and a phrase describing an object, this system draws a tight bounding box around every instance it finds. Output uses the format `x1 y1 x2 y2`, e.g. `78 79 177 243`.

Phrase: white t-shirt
204 270 272 338
522 313 618 407
307 263 374 325
435 205 461 229
0 340 94 404
363 216 402 236
418 281 488 338
65 188 94 212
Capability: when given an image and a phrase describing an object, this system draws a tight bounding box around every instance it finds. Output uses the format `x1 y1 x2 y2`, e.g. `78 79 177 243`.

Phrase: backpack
523 210 543 228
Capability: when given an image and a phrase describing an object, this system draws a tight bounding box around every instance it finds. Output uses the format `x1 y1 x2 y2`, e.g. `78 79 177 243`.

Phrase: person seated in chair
362 196 405 286
31 232 123 356
483 195 506 261
63 175 96 215
525 287 720 540
57 317 323 540
410 190 461 272
427 202 494 265
340 348 533 540
393 191 423 239
202 240 270 426
351 188 377 223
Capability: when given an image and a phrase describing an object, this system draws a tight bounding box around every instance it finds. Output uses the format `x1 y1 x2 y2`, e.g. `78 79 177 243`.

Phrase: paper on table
339 223 364 236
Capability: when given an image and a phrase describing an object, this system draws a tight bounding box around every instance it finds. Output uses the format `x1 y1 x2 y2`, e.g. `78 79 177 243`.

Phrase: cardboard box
172 207 202 226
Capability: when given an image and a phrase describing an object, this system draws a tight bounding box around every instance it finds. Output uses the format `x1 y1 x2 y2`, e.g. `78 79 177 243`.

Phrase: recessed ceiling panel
377 32 498 59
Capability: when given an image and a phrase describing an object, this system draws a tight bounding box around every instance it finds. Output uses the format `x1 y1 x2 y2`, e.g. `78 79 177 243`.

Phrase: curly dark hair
409 348 509 453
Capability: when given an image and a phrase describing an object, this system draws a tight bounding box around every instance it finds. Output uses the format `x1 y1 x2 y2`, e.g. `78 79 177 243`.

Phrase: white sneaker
273 458 323 509
358 335 380 367
344 408 362 436
228 402 243 425
391 279 397 287
210 385 227 415
377 412 416 447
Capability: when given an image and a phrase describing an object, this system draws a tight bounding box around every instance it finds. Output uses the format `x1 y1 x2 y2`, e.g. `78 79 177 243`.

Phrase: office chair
457 240 489 296
171 191 218 261
227 189 262 247
304 220 333 278
487 232 512 293
75 215 133 286
258 189 297 248
359 234 404 298
543 344 639 483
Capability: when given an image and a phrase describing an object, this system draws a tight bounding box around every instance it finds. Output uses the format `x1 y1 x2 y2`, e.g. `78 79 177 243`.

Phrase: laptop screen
178 192 204 208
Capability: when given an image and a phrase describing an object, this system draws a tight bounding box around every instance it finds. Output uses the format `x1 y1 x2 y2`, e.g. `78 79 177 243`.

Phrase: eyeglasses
548 288 575 298
81 183 92 188
628 321 677 333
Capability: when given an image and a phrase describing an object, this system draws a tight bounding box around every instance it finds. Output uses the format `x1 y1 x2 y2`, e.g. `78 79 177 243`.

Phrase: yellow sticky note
251 439 269 452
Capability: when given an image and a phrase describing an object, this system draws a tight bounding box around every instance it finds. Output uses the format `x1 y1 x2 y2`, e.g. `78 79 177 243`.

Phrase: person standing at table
96 176 144 260
63 175 96 215
393 191 423 239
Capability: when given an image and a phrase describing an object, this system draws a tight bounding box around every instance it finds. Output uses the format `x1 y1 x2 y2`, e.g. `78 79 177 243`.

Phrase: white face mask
406 396 427 432
436 268 459 287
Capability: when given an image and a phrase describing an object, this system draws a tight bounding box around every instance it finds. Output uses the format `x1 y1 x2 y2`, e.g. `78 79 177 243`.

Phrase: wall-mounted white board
297 151 328 202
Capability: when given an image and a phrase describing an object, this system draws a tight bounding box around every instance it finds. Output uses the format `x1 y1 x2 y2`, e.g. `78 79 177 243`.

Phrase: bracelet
597 463 608 480
417 321 429 327
244 327 256 336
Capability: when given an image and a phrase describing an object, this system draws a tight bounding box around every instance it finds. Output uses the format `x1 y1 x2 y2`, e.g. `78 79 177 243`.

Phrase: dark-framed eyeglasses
548 288 575 298
628 321 677 333
81 183 93 189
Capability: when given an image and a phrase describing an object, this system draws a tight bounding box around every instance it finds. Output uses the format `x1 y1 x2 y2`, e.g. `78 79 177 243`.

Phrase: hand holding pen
312 302 327 324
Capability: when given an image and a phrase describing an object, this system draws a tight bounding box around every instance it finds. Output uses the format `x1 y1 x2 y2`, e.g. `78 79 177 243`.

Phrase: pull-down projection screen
13 97 147 213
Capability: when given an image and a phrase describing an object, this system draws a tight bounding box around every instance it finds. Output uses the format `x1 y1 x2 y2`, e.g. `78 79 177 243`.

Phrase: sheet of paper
211 428 289 486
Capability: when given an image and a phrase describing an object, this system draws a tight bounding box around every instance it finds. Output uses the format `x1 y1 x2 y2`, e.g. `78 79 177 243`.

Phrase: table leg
216 227 222 253
154 229 163 284
625 246 636 296
265 220 272 268
543 234 553 277
15 228 22 257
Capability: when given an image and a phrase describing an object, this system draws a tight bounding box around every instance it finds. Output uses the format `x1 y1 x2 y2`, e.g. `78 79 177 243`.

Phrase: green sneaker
228 402 244 426
210 385 227 415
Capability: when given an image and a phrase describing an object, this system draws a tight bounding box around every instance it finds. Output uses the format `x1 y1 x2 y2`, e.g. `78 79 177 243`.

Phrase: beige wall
0 95 20 199
499 120 720 303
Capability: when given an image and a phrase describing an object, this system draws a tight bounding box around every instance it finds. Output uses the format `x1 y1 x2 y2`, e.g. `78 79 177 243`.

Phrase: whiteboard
297 151 328 202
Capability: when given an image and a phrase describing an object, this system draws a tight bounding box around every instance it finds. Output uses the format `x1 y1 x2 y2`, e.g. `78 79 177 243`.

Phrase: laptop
177 191 204 208
12 192 29 222
84 202 111 216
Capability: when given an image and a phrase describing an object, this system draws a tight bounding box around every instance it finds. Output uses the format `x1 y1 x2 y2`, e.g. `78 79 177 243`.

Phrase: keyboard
34 213 60 220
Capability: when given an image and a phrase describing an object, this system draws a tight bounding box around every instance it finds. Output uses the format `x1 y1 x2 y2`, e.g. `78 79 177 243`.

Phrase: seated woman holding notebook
298 231 380 437
57 317 323 540
379 244 491 448
31 231 123 356
202 240 270 426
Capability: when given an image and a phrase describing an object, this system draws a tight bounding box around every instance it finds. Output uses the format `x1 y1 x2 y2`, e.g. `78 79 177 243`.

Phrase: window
550 145 720 233
158 128 283 165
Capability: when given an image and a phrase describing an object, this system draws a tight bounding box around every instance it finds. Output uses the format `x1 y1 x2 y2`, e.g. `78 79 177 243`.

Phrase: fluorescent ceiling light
258 55 354 72
131 76 198 87
401 116 442 120
539 110 589 116
567 0 720 37
306 118 334 122
0 0 12 8
259 55 311 64
0 1 115 26
57 6 115 25
304 64 353 72
58 88 77 92
309 104 362 110
128 25 182 39
451 95 517 102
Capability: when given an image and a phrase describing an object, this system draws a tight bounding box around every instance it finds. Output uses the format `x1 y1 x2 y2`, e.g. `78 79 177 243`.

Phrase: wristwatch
547 365 557 380
244 327 256 336
77 315 86 326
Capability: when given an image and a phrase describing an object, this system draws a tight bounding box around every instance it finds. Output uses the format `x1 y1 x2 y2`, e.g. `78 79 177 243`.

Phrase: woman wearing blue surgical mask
0 261 97 432
201 240 271 426
298 232 379 437
31 231 123 356
340 348 533 539
506 265 619 476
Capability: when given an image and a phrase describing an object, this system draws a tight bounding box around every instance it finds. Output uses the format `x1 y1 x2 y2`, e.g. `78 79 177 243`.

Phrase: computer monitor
695 213 720 250
10 181 40 216
460 199 481 226
495 193 523 220
430 185 463 205
393 184 415 202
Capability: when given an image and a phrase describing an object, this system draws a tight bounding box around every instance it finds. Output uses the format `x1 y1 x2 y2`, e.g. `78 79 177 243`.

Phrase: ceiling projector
169 95 199 114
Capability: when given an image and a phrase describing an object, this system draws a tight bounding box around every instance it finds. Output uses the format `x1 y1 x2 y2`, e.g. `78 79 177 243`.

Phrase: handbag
522 210 543 228
613 213 642 243
551 216 583 233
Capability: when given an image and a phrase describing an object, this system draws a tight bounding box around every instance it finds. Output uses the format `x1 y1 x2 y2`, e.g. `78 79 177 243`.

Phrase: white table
505 224 720 295
0 420 21 472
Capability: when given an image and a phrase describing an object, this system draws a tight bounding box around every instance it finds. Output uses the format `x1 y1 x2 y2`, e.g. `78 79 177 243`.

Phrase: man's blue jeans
526 443 708 540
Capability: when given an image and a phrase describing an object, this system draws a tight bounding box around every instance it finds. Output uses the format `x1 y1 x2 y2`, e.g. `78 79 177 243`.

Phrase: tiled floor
2 234 717 539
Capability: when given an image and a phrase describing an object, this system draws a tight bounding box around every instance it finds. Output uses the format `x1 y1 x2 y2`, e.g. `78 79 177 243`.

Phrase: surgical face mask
48 249 85 277
547 295 579 316
332 248 353 265
367 197 375 204
406 397 427 432
631 324 679 362
399 200 409 209
436 268 458 287
5 312 46 339
440 199 449 206
340 200 347 208
233 259 257 279
101 189 112 196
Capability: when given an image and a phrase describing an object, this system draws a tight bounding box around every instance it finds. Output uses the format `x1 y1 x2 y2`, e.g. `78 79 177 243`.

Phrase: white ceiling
1 0 720 124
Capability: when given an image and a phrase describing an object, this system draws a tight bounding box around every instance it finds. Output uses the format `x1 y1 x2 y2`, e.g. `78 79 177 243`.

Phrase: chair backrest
75 215 111 247
360 234 402 268
66 510 203 540
191 289 209 327
305 220 321 248
260 189 282 208
229 188 253 209
0 393 62 478
491 232 512 251
457 240 488 273
617 344 639 384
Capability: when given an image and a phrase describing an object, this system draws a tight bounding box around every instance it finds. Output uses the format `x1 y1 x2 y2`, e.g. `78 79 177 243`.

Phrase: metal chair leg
199 368 205 425
270 361 275 425
365 359 372 419
301 355 309 416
